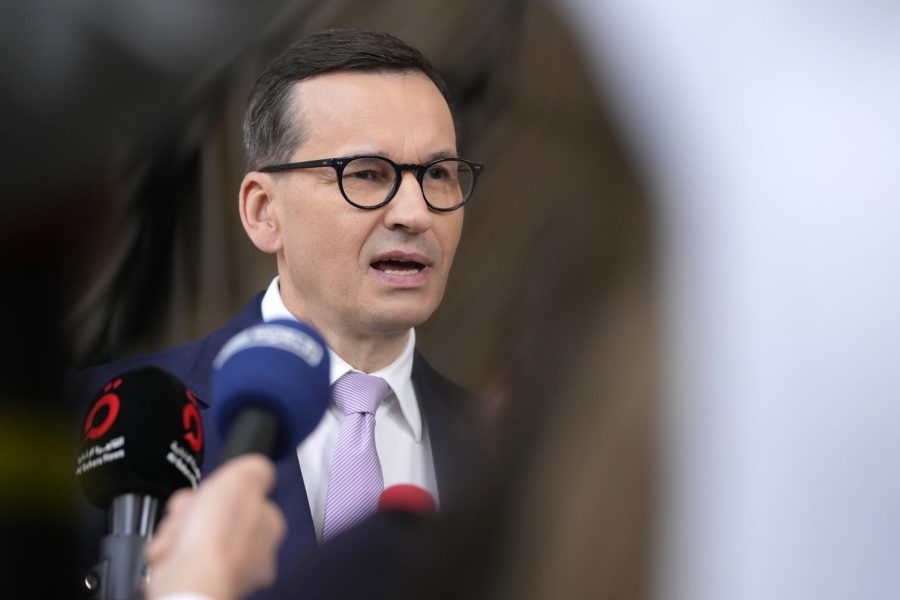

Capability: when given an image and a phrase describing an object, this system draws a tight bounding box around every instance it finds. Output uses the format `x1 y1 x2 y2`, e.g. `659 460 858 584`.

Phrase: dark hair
242 28 451 172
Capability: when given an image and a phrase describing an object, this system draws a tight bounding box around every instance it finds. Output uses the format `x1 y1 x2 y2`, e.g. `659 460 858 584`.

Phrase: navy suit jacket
72 293 480 599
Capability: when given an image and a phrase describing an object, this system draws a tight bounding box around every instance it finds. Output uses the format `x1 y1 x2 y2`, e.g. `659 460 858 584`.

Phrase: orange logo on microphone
182 390 203 453
83 378 122 441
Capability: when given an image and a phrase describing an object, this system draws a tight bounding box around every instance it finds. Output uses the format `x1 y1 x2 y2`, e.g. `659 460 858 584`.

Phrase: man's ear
239 171 282 254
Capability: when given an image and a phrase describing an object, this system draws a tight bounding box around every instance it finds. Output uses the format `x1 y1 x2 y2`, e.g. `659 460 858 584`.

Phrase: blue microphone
211 319 331 463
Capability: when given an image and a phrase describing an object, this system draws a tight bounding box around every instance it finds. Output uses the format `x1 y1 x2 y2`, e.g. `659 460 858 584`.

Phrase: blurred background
2 0 898 598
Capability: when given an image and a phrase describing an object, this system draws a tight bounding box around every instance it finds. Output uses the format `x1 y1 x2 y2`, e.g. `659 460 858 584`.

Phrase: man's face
269 70 463 343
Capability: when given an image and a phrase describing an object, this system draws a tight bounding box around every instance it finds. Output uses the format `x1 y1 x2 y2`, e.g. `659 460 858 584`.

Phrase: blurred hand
145 454 286 600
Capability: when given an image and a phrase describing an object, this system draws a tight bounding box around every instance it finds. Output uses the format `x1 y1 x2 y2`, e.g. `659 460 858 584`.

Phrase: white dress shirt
260 276 439 541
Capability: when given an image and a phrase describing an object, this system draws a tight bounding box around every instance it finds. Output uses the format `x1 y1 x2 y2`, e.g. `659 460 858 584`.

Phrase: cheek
285 210 372 278
438 215 464 264
280 213 334 284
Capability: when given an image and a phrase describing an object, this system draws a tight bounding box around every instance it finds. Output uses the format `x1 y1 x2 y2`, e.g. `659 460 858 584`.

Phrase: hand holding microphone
145 455 285 600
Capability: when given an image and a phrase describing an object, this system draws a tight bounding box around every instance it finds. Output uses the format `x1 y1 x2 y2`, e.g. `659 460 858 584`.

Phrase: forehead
289 70 457 158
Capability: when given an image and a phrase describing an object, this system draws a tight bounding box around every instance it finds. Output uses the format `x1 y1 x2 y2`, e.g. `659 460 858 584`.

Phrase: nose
382 172 433 233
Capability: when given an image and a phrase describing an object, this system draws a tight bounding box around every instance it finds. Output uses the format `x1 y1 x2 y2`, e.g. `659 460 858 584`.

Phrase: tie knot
331 372 390 415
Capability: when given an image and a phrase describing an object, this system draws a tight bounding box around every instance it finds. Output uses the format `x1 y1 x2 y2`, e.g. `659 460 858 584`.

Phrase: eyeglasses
258 155 483 211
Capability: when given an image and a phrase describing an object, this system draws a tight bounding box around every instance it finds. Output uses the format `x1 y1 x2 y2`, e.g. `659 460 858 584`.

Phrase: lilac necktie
321 371 390 541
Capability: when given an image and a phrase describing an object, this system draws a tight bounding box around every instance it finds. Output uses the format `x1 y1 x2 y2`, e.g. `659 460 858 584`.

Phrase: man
74 29 483 598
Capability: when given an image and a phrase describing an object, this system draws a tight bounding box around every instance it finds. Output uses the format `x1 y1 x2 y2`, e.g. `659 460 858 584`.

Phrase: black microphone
75 367 203 600
210 319 331 463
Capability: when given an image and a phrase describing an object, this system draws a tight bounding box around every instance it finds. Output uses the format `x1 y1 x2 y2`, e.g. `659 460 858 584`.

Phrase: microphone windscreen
378 484 437 516
75 367 204 509
211 319 330 460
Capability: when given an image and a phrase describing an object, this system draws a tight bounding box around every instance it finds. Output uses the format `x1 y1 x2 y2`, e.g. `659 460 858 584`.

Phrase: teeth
384 268 418 275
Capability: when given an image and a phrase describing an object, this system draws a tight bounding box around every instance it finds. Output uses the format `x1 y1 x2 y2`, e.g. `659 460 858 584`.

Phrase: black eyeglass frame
258 155 484 211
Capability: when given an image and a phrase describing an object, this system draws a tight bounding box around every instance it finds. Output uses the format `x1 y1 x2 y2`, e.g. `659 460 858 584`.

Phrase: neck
273 274 411 372
327 329 410 373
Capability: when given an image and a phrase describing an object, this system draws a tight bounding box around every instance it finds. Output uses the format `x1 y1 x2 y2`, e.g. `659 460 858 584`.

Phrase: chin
367 301 437 333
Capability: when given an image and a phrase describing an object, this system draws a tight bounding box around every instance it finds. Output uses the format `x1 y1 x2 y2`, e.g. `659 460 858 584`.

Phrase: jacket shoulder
411 351 478 406
70 293 264 404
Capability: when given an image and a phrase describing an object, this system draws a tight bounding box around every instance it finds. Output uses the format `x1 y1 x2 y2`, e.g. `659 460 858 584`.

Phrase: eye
426 165 452 180
343 158 393 183
347 169 381 181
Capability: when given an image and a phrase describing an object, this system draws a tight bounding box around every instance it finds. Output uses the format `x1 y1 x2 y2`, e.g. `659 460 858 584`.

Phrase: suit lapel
411 352 466 510
271 450 317 558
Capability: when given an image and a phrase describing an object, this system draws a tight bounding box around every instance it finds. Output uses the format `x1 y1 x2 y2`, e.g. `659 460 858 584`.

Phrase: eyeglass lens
340 157 474 209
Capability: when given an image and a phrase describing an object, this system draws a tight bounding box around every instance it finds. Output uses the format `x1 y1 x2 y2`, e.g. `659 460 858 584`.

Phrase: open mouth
371 258 427 275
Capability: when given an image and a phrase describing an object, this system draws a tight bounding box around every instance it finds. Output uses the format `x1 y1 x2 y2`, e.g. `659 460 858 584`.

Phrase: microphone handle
219 406 279 463
85 494 159 600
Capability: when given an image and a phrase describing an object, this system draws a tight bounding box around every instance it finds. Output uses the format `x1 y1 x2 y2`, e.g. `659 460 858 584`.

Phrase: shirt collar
260 276 422 441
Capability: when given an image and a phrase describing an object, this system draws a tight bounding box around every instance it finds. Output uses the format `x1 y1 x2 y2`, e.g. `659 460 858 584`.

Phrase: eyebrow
345 149 459 162
424 150 458 161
